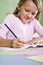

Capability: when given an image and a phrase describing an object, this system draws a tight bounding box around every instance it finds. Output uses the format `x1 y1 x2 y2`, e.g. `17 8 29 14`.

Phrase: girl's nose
27 13 32 19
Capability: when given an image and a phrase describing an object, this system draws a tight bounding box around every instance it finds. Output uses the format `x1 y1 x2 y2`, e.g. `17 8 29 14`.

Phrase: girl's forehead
22 0 38 11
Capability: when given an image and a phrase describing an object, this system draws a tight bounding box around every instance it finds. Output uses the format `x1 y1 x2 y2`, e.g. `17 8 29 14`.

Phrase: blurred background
0 0 43 25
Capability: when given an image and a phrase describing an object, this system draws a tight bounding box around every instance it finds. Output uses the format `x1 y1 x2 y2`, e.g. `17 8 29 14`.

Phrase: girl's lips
24 16 31 22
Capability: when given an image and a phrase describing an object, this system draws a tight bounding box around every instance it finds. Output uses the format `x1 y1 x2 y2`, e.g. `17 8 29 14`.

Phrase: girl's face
18 0 38 23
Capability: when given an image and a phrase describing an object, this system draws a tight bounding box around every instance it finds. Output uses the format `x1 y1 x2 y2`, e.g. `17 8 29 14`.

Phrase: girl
0 0 43 48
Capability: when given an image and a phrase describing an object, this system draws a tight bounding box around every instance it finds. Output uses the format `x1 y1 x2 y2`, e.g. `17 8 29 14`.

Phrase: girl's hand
11 38 25 48
26 37 43 45
25 38 38 45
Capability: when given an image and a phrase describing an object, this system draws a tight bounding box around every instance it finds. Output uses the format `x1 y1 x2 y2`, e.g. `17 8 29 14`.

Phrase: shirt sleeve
34 19 43 36
0 14 11 39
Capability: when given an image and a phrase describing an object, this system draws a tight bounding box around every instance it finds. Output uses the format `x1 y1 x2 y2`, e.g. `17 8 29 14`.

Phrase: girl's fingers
14 42 23 48
16 42 23 47
17 38 25 44
13 39 23 48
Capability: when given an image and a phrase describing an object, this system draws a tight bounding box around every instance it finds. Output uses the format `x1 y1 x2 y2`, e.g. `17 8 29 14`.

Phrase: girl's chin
23 20 30 24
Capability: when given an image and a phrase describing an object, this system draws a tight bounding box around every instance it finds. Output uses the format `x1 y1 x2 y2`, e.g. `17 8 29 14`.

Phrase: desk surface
0 55 43 65
0 47 43 65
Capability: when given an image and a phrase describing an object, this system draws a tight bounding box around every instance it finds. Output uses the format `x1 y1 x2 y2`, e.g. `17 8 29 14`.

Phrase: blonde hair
13 0 42 20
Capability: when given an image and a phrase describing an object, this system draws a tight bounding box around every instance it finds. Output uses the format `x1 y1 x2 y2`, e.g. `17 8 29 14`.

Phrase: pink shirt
0 14 43 41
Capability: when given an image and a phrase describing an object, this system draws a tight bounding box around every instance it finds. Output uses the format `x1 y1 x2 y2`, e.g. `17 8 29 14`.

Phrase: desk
0 47 43 65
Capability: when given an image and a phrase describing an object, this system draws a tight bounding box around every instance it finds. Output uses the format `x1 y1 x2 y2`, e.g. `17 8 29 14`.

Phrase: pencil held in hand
5 24 17 38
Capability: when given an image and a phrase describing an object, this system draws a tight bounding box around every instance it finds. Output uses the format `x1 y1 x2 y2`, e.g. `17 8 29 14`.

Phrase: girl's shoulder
2 14 17 26
32 18 39 24
33 18 39 22
5 13 16 19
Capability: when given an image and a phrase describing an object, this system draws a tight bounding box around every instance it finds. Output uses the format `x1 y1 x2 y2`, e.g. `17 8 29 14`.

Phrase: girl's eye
25 9 30 12
32 12 35 15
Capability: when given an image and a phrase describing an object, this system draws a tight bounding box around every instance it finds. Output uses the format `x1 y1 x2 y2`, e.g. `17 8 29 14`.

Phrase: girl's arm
28 19 43 45
0 37 24 48
34 19 43 36
0 38 13 47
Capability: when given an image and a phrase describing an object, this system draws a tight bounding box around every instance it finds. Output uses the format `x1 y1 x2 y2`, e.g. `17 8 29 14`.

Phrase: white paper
0 42 43 51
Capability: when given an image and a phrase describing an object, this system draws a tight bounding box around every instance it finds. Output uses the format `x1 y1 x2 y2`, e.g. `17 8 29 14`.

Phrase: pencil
4 24 17 38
